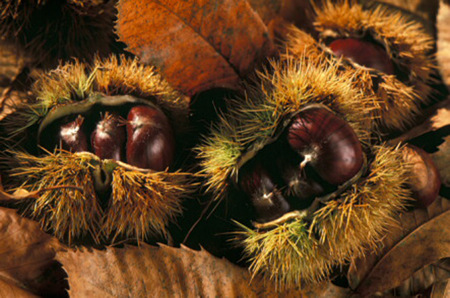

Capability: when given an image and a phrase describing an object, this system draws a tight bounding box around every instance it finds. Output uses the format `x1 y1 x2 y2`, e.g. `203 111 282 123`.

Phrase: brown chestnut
239 159 291 223
329 38 395 75
59 115 88 152
91 112 126 161
287 107 364 186
402 144 441 208
126 105 175 171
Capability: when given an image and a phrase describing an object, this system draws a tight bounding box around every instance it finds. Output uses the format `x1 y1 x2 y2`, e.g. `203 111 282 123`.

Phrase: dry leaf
246 0 315 41
0 277 39 298
0 207 65 296
301 282 351 298
389 97 450 145
429 278 450 297
438 0 450 89
0 42 31 121
348 197 450 296
432 135 450 187
116 0 274 97
57 244 308 297
390 258 450 296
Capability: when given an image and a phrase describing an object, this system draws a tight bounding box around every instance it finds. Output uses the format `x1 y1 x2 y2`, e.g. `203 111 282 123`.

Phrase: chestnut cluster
41 104 175 171
238 107 364 223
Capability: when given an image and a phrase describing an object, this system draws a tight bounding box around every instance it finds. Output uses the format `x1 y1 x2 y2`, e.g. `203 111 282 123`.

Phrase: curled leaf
57 244 306 297
348 197 450 296
116 0 274 96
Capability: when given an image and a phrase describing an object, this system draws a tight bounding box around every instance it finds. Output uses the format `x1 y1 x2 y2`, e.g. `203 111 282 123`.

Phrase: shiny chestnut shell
287 107 364 186
329 38 395 75
239 159 291 223
91 112 126 161
126 105 175 171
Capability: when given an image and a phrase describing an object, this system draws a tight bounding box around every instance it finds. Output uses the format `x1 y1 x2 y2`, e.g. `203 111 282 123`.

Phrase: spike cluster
284 1 435 133
198 56 413 286
0 0 115 67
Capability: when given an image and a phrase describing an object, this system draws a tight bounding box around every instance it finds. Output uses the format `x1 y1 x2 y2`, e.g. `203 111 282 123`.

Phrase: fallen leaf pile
1 0 450 297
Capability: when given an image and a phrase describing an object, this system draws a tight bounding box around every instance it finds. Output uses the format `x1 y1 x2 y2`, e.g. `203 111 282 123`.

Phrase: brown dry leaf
301 282 351 298
389 258 450 296
0 277 39 298
0 42 30 121
57 244 309 297
429 278 450 297
0 207 65 295
246 0 315 41
389 97 450 145
348 197 450 297
432 135 450 187
438 0 450 89
116 0 274 97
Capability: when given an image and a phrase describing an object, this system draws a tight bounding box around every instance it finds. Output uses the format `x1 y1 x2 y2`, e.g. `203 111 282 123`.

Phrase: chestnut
329 38 395 75
402 144 441 208
126 105 175 171
59 115 88 152
287 107 364 186
91 112 126 161
239 159 291 223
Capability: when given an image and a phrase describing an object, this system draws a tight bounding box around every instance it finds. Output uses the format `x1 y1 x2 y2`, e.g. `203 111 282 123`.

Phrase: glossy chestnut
91 112 126 161
287 107 364 186
239 159 292 223
329 38 395 75
126 105 175 171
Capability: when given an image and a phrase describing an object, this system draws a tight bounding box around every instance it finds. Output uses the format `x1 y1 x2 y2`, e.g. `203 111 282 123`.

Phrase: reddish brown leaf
348 197 450 296
116 0 274 96
0 277 39 298
0 207 65 295
438 0 450 89
57 244 307 297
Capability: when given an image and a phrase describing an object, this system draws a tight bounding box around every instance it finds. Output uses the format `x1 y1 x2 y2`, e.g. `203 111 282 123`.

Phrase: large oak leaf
116 0 274 96
348 197 450 296
57 244 307 297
